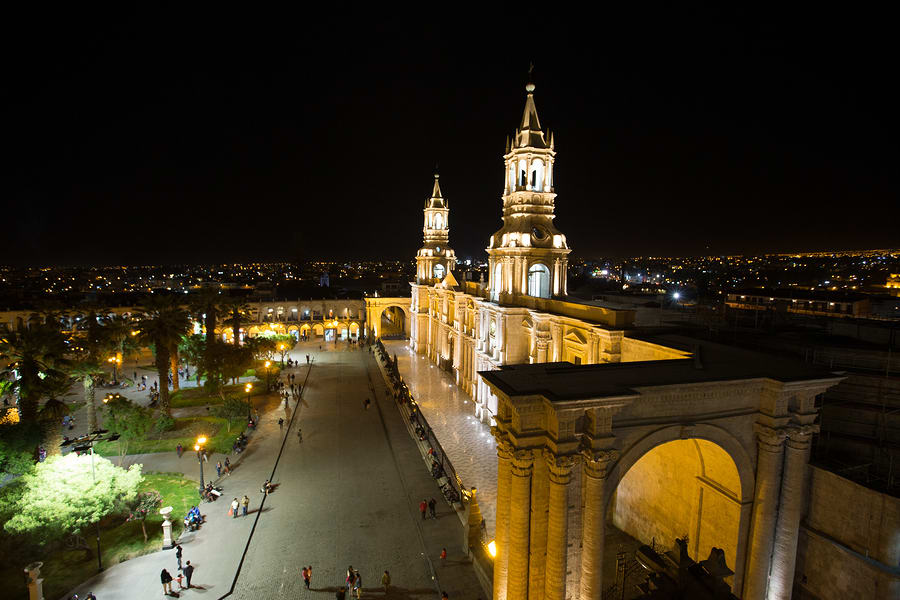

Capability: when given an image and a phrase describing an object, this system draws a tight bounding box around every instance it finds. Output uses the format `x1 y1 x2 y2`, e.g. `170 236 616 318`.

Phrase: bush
153 414 176 434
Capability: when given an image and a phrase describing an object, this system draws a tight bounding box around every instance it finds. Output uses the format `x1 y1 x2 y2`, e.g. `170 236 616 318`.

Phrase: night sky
4 7 896 266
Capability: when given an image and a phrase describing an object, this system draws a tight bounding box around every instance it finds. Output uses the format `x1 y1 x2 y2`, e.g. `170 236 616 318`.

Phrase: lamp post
107 355 122 385
61 428 121 573
245 383 253 422
194 436 207 490
278 344 285 367
264 360 271 392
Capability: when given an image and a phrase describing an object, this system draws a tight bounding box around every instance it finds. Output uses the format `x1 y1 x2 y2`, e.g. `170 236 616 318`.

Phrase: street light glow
487 540 497 557
196 436 207 445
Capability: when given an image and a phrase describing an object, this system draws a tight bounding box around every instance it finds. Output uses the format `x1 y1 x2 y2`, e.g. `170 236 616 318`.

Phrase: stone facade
480 351 843 600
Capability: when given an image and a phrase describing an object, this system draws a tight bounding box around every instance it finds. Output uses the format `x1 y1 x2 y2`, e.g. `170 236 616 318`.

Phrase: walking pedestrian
305 565 312 589
160 568 173 595
278 417 284 430
429 497 437 519
241 494 250 516
301 566 310 589
202 450 208 462
223 458 231 476
176 443 183 458
176 572 185 590
216 461 222 478
175 544 183 570
440 547 447 562
419 499 427 520
183 561 195 588
363 398 370 410
381 570 391 593
230 498 239 518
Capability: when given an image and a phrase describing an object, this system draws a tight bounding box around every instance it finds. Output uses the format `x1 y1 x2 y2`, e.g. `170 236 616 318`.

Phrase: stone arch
349 322 360 337
312 323 324 337
602 423 755 591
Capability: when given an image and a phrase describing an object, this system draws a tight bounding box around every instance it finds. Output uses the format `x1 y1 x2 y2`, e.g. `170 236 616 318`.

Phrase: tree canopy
1 453 142 544
103 396 154 458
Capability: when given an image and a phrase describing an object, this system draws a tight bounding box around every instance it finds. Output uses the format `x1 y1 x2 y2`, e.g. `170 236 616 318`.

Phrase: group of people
160 545 196 596
329 566 393 599
183 506 203 531
228 495 251 517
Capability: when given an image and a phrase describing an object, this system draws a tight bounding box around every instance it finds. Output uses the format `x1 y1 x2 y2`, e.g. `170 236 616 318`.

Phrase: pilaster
528 453 550 600
579 449 618 600
544 450 575 600
494 435 514 600
768 424 818 600
507 449 535 600
743 424 787 600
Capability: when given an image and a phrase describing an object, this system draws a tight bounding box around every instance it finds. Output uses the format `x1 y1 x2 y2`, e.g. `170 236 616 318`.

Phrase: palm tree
136 295 191 416
221 299 252 346
101 313 135 384
69 360 104 431
0 328 68 424
189 288 222 345
38 373 71 457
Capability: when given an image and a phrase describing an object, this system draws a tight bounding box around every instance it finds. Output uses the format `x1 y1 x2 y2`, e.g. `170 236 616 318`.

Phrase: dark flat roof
479 335 841 402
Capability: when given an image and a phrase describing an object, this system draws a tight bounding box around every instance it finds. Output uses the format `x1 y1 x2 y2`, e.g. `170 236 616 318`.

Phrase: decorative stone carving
581 448 619 479
543 449 576 485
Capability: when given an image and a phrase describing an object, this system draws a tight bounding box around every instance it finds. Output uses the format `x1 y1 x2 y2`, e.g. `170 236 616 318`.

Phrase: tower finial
526 62 535 93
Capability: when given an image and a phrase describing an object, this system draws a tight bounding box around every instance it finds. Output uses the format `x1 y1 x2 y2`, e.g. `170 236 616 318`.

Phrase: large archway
380 306 406 338
608 439 742 592
602 424 755 595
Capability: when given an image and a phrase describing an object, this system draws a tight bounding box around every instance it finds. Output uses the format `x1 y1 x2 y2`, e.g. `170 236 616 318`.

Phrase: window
528 263 551 298
433 213 443 230
433 264 446 279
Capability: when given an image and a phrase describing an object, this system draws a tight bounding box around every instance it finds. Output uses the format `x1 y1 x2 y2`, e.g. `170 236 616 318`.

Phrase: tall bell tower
416 173 457 284
487 79 570 303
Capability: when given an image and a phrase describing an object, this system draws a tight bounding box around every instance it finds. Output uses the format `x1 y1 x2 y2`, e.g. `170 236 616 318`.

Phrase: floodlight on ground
487 540 497 557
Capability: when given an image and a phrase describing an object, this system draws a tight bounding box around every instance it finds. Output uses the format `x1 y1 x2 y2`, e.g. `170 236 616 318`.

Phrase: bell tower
416 172 457 284
487 79 570 303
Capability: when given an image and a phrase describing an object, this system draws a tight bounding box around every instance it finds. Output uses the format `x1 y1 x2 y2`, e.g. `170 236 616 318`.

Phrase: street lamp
194 436 208 490
264 360 271 392
61 429 121 573
245 383 253 422
106 355 122 385
278 344 285 367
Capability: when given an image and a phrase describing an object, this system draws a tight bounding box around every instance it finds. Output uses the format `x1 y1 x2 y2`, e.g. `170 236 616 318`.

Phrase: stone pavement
61 341 485 600
383 340 497 538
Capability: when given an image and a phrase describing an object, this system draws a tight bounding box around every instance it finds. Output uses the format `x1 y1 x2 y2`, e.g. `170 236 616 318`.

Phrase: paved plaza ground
383 340 497 538
59 341 485 600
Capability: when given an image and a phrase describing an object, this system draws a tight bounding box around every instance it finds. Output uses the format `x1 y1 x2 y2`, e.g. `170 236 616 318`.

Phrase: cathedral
407 81 687 424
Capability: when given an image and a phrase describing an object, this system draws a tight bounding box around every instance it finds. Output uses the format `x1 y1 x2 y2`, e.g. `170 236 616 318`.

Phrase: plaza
59 341 485 599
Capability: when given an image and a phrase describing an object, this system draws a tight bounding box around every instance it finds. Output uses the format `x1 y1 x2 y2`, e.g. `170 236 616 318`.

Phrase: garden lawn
170 382 266 408
93 416 242 456
0 472 197 600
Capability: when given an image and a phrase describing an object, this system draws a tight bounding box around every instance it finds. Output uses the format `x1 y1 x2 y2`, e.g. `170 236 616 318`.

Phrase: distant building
726 289 870 319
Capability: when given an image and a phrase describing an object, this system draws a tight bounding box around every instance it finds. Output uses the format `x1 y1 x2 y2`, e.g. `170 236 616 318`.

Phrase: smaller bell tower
416 172 457 284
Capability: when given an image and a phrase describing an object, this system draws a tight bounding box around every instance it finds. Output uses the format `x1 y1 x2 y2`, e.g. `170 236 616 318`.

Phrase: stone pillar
465 487 483 552
160 506 174 549
580 449 617 600
742 425 787 600
24 562 44 600
768 425 818 600
544 451 575 600
507 449 534 600
529 454 550 600
494 437 514 600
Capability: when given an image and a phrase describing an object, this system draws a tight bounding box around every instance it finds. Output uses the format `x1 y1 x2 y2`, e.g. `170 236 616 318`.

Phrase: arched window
518 158 528 187
433 213 443 230
531 159 544 192
528 263 551 298
433 264 446 280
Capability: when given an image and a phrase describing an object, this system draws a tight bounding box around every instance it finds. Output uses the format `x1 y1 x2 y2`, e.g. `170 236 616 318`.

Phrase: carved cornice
511 449 535 477
581 448 619 479
785 424 819 451
543 448 576 485
754 423 788 453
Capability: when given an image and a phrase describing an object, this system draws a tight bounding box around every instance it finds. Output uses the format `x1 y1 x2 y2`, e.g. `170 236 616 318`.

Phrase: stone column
768 425 818 600
544 451 575 600
507 449 535 600
742 425 787 600
24 562 44 600
494 437 514 600
580 449 617 600
160 506 174 549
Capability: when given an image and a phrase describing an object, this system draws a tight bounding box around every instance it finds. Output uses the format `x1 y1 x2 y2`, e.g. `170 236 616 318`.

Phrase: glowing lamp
196 436 207 445
487 540 497 557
